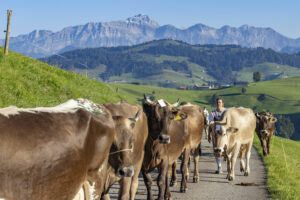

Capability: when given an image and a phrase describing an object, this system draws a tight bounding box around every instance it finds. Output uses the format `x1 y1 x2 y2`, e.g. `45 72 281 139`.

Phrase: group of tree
274 114 295 139
40 39 300 83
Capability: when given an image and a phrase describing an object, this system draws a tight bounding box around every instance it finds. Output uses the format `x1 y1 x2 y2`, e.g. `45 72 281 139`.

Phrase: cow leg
157 160 169 200
239 148 245 173
226 153 232 179
119 177 132 200
129 171 139 200
180 148 190 193
228 145 240 181
244 143 252 176
142 168 154 200
165 166 171 200
193 145 201 183
170 162 177 187
102 194 111 200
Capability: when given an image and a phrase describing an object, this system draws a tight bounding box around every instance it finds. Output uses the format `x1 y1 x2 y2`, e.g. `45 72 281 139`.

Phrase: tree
241 87 246 94
253 71 262 82
275 115 295 138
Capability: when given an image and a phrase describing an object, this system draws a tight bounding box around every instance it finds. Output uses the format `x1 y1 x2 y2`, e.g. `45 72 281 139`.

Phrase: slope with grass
0 47 122 108
253 135 300 200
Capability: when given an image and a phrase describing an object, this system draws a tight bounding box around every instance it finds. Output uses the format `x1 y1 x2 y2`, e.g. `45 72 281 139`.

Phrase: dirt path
109 138 270 199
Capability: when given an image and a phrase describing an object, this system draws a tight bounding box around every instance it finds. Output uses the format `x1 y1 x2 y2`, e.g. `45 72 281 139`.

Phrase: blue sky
1 0 299 39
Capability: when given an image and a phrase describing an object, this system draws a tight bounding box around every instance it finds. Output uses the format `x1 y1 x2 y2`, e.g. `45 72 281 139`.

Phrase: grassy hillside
0 47 122 108
253 135 300 200
234 62 300 82
109 76 300 113
41 40 300 87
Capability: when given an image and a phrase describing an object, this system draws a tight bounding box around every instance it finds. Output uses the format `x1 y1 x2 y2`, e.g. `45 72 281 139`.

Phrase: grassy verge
0 48 122 108
253 135 300 200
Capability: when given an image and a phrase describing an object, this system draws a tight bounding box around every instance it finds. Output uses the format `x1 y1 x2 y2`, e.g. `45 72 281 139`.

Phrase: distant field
109 76 300 114
233 62 300 82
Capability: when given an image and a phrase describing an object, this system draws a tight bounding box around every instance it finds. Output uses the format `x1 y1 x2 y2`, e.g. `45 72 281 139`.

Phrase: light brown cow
213 107 256 181
0 99 115 200
255 111 277 156
170 102 204 186
99 101 148 200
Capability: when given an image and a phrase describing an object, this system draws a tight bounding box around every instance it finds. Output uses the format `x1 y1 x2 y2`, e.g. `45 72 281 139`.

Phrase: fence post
4 10 12 55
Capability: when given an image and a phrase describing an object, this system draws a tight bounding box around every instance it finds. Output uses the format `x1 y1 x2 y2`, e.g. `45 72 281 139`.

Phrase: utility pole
4 9 12 55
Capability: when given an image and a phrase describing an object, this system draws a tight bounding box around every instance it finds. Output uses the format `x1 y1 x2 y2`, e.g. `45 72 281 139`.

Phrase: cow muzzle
260 130 268 138
117 166 134 177
158 134 170 144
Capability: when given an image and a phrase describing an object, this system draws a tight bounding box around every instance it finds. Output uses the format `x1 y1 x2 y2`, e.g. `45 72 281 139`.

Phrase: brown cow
255 111 277 156
142 97 202 200
170 102 204 186
0 99 115 200
213 107 256 181
99 101 148 200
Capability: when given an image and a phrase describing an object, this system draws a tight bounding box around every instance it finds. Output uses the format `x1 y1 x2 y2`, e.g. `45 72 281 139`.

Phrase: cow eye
169 113 174 120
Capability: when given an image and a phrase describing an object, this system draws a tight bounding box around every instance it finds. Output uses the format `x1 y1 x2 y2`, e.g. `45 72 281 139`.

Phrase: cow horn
129 110 141 122
255 113 260 118
215 117 227 125
143 94 155 104
172 98 180 107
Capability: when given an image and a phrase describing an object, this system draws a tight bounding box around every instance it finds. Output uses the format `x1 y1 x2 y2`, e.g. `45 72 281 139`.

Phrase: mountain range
1 14 300 58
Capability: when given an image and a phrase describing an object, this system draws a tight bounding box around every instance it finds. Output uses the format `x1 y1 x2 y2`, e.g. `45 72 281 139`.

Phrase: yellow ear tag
175 115 182 120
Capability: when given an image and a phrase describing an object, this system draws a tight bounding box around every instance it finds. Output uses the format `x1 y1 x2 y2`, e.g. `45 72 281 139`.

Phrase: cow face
109 111 141 178
255 112 277 156
212 121 238 156
142 97 187 144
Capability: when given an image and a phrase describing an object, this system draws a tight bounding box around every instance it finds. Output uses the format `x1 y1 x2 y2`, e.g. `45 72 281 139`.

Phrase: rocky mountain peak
126 14 159 27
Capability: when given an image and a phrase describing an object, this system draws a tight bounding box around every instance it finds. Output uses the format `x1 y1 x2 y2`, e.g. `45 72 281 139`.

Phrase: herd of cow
0 96 277 200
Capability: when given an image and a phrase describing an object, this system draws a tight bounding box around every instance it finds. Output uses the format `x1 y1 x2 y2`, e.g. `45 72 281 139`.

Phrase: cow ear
270 117 277 123
179 112 188 120
227 127 238 133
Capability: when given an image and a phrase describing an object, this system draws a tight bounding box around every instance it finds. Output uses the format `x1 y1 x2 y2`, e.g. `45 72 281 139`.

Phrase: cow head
142 95 187 144
211 117 239 156
109 110 141 178
255 111 277 156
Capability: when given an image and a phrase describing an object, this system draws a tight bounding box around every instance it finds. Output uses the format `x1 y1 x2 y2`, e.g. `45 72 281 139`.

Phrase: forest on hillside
41 40 300 83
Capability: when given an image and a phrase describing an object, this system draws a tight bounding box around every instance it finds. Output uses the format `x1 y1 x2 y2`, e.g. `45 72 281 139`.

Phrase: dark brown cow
170 102 204 186
255 111 277 156
0 99 115 200
99 101 148 200
142 97 202 200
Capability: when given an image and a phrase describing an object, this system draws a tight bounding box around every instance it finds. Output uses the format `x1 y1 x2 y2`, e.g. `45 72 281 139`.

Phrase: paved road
109 138 270 199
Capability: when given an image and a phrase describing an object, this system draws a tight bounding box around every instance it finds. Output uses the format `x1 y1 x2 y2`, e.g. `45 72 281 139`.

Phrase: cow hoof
180 187 187 193
240 168 245 173
228 176 234 181
170 181 177 187
193 177 199 183
244 171 249 176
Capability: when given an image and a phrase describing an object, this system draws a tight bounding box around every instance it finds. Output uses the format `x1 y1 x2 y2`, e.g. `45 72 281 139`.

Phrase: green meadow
254 135 300 200
0 47 122 108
